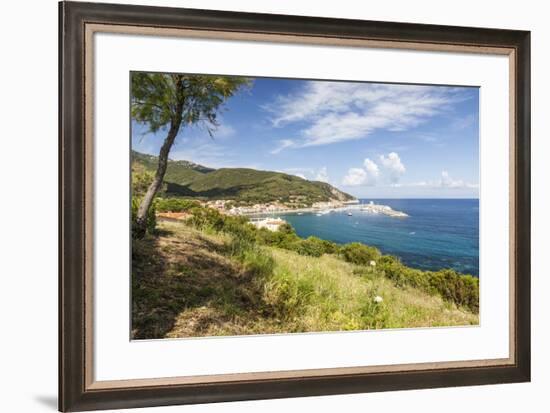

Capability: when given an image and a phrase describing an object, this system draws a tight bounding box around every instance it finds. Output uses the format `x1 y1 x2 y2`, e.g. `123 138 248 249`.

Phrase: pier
358 201 409 218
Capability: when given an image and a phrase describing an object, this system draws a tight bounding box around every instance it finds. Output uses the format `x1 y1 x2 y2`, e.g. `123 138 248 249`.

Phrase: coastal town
219 199 360 216
202 199 409 231
157 198 409 232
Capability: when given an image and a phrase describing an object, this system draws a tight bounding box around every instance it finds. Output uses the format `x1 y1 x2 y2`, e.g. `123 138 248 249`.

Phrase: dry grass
132 220 478 340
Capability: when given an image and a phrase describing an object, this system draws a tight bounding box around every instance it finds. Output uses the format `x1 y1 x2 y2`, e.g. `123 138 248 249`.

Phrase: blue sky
132 77 479 199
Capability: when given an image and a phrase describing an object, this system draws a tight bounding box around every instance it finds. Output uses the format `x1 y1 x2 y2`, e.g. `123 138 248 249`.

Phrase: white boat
347 212 353 216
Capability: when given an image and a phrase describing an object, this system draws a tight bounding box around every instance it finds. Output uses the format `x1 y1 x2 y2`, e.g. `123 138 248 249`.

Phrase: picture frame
59 1 530 411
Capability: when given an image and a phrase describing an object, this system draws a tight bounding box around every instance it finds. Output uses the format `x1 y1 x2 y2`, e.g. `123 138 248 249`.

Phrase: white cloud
439 170 478 189
342 157 382 187
379 152 406 183
343 168 368 186
270 139 295 154
402 171 478 189
363 158 380 179
265 82 465 150
294 173 307 180
315 167 329 183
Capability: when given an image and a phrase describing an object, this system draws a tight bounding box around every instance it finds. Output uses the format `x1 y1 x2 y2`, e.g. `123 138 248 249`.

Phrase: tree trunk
134 115 183 238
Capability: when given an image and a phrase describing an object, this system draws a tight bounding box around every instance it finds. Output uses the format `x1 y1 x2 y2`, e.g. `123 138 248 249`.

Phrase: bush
289 236 338 257
156 198 199 212
131 197 156 236
426 270 479 313
223 216 256 242
255 225 300 249
188 207 226 232
387 262 428 290
378 255 401 266
278 223 297 236
290 237 325 257
339 242 381 265
319 239 339 254
256 227 284 245
377 258 479 313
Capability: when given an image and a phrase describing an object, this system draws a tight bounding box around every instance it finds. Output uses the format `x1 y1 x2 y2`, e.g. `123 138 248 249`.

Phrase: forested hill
132 150 355 205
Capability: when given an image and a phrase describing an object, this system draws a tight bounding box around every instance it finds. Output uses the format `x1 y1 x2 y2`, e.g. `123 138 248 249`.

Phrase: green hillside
132 150 355 205
132 150 214 186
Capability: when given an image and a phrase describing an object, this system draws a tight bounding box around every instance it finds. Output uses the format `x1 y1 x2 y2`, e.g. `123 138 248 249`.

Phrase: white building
249 217 286 231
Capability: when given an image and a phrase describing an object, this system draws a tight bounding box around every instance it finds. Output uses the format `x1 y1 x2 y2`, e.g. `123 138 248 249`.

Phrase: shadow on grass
131 227 274 339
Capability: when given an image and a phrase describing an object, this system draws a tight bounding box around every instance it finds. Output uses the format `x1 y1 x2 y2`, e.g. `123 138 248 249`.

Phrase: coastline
243 199 479 277
235 201 409 219
156 197 478 276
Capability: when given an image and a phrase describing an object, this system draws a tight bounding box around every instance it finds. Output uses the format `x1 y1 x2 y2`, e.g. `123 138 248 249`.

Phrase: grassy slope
132 220 478 339
185 168 350 203
131 150 354 203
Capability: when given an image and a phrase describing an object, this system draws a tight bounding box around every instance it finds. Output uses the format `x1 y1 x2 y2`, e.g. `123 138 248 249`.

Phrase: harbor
244 200 409 220
247 201 408 232
358 201 409 218
219 198 408 219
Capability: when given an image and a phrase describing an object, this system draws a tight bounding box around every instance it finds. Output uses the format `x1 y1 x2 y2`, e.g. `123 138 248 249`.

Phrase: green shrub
223 216 256 242
377 258 479 313
319 239 339 254
188 207 226 232
339 242 381 265
278 223 297 236
378 260 426 290
290 237 325 257
156 198 199 212
255 225 300 248
256 227 283 245
288 236 338 257
426 270 479 313
378 255 401 266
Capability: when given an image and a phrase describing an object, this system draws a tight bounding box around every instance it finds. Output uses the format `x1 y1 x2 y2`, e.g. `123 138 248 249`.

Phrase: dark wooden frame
59 1 530 411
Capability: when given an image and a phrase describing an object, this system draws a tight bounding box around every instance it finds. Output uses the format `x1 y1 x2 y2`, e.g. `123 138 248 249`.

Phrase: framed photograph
59 1 530 411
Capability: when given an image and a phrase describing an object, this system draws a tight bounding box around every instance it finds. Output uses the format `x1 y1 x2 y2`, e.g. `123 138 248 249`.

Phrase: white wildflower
370 260 376 267
374 296 383 303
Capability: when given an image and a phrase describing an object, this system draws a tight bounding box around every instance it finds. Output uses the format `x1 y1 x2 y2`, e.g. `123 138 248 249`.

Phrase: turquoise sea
276 199 479 277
